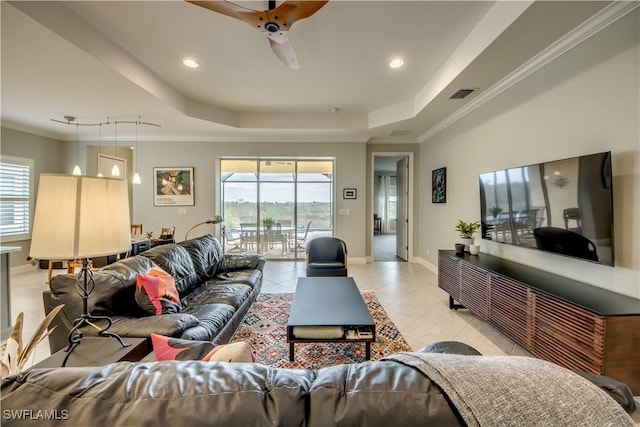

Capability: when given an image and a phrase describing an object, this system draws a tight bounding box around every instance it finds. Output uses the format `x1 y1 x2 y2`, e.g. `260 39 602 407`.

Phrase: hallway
374 233 404 262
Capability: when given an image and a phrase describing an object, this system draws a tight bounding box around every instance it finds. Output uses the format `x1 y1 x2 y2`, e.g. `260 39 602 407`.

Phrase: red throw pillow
135 266 181 315
151 334 254 363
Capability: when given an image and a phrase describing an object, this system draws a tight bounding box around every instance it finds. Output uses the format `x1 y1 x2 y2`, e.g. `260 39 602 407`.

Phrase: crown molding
1 121 63 141
418 1 639 143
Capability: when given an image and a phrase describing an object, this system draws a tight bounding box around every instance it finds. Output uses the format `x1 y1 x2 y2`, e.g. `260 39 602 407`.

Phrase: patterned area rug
231 291 412 369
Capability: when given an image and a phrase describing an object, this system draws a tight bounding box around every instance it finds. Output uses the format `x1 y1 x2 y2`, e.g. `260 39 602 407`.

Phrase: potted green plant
262 217 275 230
490 206 503 218
454 220 480 252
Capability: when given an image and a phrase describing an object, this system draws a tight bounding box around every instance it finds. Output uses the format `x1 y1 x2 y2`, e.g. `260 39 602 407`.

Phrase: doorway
372 154 412 262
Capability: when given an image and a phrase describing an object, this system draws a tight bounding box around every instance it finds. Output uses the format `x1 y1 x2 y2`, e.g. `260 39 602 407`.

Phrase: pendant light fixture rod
132 118 141 184
50 117 110 126
50 116 160 129
97 123 104 177
72 123 81 176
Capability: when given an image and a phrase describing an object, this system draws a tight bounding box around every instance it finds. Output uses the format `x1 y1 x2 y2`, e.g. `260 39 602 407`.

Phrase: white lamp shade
30 174 131 259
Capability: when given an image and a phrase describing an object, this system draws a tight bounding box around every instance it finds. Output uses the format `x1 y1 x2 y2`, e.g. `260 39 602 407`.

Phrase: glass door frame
218 157 335 260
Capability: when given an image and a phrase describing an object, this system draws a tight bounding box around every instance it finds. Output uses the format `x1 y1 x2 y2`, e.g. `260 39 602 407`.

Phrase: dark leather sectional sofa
43 234 264 353
2 342 637 426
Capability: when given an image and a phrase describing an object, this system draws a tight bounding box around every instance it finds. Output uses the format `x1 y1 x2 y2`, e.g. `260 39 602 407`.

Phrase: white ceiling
1 1 614 144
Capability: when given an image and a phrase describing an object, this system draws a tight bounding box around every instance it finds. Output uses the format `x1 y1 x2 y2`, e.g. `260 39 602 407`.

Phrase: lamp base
62 313 130 367
61 259 130 367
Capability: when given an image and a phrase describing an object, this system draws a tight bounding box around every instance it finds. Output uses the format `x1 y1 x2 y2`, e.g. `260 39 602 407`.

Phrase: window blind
0 156 33 240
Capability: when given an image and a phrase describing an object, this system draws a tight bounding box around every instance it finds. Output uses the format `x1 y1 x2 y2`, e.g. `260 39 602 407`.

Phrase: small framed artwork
343 188 357 199
154 167 194 206
432 167 446 203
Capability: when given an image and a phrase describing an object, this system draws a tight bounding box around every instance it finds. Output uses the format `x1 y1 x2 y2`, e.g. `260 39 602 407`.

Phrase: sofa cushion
1 362 312 427
101 255 155 284
219 253 265 273
310 360 461 426
178 234 224 282
151 334 254 362
215 270 263 290
109 313 200 337
182 283 252 310
135 266 182 315
49 268 150 319
139 244 199 297
179 304 236 341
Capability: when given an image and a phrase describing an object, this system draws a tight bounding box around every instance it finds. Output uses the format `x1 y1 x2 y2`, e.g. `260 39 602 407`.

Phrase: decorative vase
461 238 474 252
469 244 480 255
455 243 465 255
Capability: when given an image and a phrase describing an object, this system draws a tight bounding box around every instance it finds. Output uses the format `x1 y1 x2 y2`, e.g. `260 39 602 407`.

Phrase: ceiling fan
187 0 329 69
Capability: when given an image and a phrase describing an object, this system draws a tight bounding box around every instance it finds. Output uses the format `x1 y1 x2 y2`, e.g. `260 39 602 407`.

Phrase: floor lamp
185 215 223 240
29 174 132 365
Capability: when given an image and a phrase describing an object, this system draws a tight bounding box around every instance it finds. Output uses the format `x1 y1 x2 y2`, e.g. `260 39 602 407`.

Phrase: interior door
396 157 408 261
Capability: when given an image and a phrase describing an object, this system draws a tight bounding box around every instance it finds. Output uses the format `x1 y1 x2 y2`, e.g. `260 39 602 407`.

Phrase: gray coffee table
287 277 376 362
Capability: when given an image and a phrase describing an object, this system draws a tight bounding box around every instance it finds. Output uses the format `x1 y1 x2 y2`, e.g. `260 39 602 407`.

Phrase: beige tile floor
9 260 531 368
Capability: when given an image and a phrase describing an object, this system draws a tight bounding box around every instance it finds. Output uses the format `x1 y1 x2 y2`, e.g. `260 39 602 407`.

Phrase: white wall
130 140 367 258
419 11 639 298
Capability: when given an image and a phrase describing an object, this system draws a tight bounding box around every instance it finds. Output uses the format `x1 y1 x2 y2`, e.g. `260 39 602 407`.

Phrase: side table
31 337 149 369
131 238 151 256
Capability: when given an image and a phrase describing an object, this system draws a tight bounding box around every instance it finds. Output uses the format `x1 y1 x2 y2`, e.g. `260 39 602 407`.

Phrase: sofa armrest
419 341 482 356
103 314 200 338
576 371 636 414
218 253 265 273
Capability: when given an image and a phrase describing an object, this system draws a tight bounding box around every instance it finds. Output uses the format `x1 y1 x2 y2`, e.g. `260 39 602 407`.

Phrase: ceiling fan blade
187 0 328 69
186 1 263 28
268 33 299 69
266 1 329 29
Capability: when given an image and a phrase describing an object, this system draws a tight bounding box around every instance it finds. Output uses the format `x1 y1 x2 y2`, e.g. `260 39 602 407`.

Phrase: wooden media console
438 250 640 394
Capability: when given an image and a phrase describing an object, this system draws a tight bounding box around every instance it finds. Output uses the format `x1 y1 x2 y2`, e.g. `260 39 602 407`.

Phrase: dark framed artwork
432 167 446 203
343 188 357 199
154 167 194 206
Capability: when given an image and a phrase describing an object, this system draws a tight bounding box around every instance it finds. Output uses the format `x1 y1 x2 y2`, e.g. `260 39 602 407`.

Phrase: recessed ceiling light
182 58 199 68
389 58 404 69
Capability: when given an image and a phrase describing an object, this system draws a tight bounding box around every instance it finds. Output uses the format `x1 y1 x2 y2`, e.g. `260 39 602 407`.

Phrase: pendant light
72 122 81 175
97 123 104 177
132 119 141 184
111 122 120 177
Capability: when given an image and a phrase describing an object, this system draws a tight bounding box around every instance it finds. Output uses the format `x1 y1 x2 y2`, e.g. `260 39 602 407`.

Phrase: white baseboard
412 257 438 274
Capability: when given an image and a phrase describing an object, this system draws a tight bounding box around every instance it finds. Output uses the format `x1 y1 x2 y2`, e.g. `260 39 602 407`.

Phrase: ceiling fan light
182 58 199 68
132 172 141 184
111 164 120 177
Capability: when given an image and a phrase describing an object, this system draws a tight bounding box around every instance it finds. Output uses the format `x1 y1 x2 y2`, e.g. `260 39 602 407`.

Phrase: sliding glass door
221 158 334 259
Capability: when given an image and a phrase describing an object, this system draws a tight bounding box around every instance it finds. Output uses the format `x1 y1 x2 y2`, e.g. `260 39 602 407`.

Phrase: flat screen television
479 151 614 266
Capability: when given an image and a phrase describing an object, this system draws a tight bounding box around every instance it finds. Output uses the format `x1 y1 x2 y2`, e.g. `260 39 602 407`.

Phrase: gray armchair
306 237 348 277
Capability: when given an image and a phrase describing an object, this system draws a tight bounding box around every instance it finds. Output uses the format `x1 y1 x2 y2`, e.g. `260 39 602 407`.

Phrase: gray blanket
384 352 634 427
